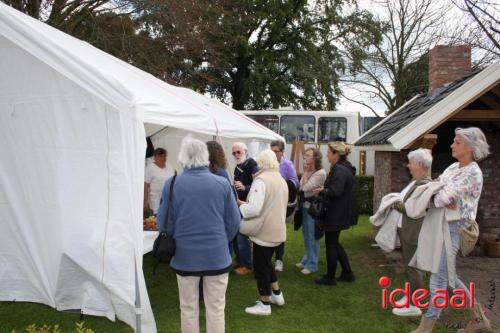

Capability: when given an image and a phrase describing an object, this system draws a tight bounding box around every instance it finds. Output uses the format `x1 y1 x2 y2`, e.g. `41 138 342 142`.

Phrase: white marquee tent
0 3 283 332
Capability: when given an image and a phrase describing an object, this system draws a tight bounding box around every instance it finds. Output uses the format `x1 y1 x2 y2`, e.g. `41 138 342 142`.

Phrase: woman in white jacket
412 127 491 333
238 149 288 316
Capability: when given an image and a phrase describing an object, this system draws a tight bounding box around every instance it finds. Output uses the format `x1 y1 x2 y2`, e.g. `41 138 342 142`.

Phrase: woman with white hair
391 148 433 317
157 137 241 333
238 149 288 316
411 127 491 333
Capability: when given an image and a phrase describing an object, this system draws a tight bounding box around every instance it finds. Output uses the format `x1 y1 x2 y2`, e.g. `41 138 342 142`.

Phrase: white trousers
176 273 229 333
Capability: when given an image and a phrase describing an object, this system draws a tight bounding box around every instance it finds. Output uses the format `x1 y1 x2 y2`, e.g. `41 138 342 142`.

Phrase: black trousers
324 230 352 279
274 243 284 261
253 243 279 296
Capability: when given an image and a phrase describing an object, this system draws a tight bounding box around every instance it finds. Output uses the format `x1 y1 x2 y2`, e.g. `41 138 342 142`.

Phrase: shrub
356 175 373 215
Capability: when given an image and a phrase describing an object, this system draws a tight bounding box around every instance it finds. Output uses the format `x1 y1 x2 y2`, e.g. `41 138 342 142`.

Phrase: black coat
321 160 358 232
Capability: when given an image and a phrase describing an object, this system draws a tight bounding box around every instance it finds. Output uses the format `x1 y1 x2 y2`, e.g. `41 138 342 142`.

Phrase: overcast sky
338 0 471 117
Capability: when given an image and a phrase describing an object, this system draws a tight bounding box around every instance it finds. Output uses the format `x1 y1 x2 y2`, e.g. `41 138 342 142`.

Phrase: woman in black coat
312 141 357 285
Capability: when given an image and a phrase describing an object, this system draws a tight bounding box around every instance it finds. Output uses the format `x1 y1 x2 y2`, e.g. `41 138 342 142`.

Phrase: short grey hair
232 142 248 152
407 148 433 170
177 137 209 169
270 140 285 151
257 149 279 170
455 127 490 161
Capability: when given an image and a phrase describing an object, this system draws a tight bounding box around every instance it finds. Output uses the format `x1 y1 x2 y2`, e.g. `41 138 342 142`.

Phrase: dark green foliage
135 0 383 111
356 175 373 215
1 0 382 111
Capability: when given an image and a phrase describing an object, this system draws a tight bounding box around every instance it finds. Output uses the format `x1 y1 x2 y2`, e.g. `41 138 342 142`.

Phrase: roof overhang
388 61 500 150
353 95 420 146
357 144 399 152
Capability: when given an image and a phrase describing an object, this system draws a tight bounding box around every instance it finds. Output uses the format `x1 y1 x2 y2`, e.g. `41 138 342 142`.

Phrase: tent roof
0 2 283 142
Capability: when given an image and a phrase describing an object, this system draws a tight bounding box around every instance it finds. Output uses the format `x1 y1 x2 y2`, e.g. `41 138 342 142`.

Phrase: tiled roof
355 72 479 146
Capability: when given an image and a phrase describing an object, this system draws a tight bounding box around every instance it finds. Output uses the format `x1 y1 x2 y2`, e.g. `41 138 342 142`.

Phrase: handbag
152 174 177 272
459 221 479 256
308 193 327 219
293 208 303 231
293 191 305 231
240 180 286 237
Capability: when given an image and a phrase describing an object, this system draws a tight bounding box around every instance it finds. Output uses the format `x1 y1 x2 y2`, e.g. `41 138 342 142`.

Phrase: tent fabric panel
0 41 155 331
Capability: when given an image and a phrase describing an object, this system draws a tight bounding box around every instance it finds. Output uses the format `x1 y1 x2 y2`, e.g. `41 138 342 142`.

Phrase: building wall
476 126 500 244
373 151 411 212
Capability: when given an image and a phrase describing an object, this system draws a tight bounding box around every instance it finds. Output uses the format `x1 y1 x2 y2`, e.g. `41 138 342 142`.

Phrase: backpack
286 179 298 218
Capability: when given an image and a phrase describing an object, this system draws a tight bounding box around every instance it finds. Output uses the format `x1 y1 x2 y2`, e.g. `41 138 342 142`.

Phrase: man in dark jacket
312 142 357 286
232 142 258 275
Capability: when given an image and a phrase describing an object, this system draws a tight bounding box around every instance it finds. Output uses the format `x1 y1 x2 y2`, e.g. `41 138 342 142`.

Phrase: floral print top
434 162 483 226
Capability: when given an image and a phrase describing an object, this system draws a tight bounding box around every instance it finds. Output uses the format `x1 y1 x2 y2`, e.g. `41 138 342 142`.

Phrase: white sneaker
392 305 422 317
301 268 311 275
270 292 285 306
275 260 283 272
395 296 407 307
295 262 304 269
245 301 271 315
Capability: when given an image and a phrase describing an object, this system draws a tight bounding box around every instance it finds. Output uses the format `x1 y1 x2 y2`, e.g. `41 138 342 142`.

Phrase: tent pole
135 258 142 333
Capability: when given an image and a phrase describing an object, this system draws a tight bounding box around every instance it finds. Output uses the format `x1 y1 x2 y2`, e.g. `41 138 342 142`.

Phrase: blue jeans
300 208 320 272
236 233 252 269
425 221 474 320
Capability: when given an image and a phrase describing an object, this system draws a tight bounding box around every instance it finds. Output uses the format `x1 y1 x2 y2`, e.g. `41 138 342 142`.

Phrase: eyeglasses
232 151 242 156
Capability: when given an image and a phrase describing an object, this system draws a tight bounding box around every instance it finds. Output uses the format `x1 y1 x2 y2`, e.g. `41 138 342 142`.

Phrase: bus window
318 117 347 142
246 115 279 133
280 115 315 142
361 116 382 134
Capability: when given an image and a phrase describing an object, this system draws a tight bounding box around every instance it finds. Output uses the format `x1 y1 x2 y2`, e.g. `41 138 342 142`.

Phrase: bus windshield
279 115 315 142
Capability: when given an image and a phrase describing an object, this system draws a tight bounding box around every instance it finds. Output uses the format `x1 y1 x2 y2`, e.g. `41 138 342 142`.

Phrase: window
318 117 347 142
279 115 315 142
246 115 279 133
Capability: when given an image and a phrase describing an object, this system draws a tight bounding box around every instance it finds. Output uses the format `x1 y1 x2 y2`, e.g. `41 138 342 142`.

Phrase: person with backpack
270 140 299 272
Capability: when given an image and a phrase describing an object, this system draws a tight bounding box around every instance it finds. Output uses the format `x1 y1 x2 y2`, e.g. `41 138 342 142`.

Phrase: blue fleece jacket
156 166 240 273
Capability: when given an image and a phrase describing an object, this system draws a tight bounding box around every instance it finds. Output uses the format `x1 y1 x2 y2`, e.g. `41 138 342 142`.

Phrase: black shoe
337 272 356 282
315 276 336 286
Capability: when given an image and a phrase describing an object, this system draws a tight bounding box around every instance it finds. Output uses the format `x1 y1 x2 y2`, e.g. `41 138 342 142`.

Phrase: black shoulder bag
152 174 177 274
308 192 327 219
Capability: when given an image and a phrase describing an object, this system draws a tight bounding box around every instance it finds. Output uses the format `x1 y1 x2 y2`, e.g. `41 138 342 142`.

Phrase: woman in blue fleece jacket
156 137 240 333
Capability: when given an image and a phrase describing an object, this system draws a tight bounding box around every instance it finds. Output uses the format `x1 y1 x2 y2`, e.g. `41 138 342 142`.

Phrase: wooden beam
479 93 500 110
491 85 500 98
451 108 500 120
407 134 437 150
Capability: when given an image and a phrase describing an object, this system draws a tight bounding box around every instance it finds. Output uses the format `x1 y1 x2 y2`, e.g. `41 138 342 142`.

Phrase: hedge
356 175 374 215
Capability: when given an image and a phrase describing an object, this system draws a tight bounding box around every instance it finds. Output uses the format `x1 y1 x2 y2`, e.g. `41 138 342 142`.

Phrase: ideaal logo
379 276 475 309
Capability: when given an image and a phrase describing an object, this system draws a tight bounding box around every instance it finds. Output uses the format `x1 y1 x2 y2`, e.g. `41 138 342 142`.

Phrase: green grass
0 217 465 332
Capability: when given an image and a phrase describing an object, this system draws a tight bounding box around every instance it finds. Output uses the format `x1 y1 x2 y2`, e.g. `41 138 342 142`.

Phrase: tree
3 0 382 112
136 0 382 110
2 0 135 33
451 0 500 65
341 0 451 114
1 0 171 79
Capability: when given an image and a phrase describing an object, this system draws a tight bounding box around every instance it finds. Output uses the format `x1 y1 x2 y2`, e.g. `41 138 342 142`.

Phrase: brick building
354 45 500 252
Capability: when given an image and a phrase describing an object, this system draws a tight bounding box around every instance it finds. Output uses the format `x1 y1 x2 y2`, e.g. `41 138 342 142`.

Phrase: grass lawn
0 216 465 333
